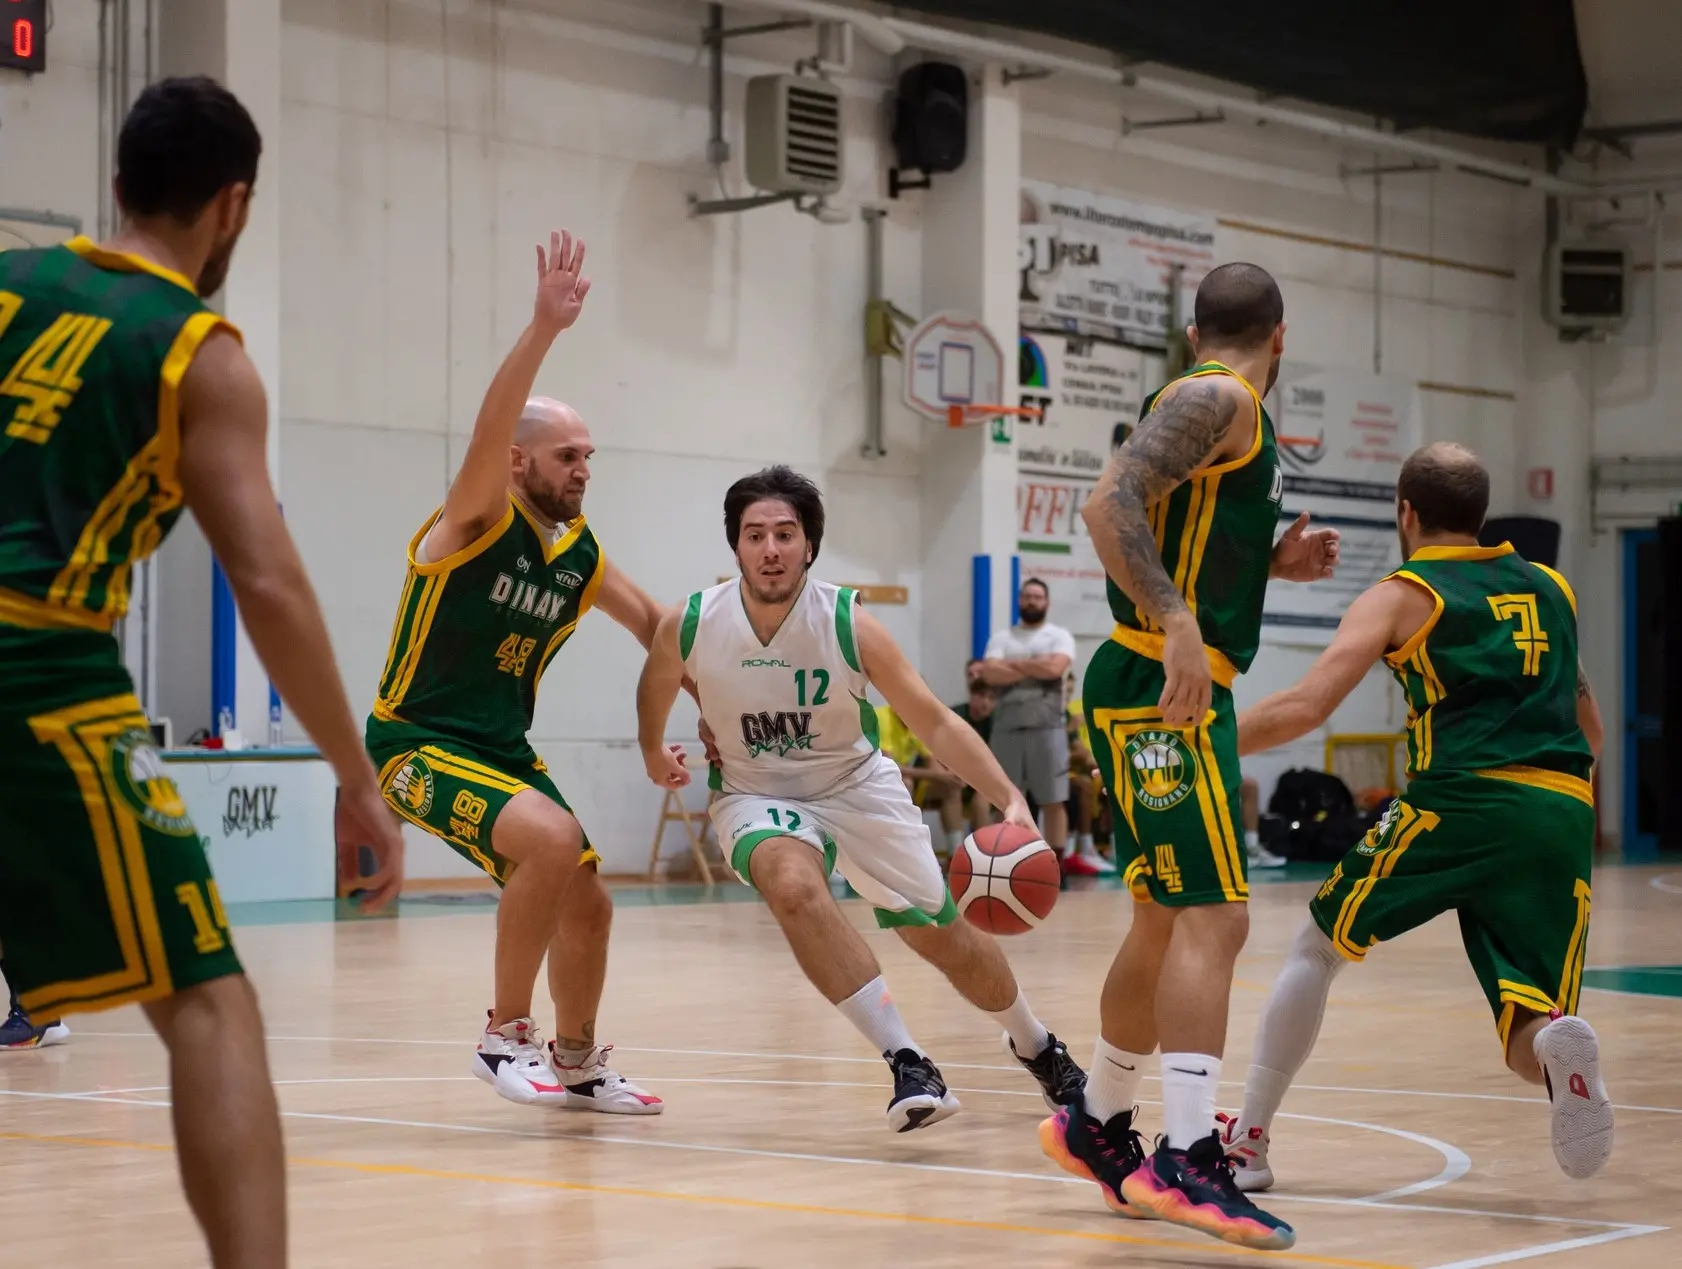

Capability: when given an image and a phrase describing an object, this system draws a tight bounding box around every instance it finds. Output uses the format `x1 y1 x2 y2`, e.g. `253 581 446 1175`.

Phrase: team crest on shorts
108 728 195 836
1126 730 1198 811
390 755 436 817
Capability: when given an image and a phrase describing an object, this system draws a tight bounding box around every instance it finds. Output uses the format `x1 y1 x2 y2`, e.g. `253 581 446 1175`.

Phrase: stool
647 788 718 885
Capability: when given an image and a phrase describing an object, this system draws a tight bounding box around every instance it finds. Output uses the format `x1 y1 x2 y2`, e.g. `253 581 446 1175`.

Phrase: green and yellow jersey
0 238 233 649
1107 361 1282 682
1385 543 1592 793
369 497 605 762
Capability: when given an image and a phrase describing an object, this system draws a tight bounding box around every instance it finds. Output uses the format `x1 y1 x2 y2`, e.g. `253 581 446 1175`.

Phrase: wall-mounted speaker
889 62 967 197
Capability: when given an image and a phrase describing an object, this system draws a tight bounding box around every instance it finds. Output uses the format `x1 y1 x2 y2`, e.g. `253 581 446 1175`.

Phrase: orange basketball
947 822 1061 934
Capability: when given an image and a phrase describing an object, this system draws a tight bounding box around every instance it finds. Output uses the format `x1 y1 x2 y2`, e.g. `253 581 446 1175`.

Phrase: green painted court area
1581 965 1682 999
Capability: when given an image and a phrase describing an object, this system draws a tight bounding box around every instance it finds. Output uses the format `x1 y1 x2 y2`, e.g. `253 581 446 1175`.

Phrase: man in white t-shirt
978 578 1076 862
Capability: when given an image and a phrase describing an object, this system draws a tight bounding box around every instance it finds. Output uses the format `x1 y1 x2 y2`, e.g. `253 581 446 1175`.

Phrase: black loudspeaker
890 62 967 197
1480 515 1560 568
1658 518 1682 850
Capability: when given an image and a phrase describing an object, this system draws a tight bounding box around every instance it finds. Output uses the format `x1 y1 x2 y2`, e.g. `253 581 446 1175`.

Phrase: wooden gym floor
1 864 1678 1268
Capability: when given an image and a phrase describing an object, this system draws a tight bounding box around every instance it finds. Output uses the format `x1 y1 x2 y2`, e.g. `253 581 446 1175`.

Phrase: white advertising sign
165 753 338 903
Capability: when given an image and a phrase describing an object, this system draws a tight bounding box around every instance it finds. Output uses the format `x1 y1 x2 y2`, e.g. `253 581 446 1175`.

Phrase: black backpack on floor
1264 768 1366 863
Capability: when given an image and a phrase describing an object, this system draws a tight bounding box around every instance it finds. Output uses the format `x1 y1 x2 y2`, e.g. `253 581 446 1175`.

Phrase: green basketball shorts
1309 767 1595 1052
1084 637 1247 907
0 633 242 1021
367 720 597 885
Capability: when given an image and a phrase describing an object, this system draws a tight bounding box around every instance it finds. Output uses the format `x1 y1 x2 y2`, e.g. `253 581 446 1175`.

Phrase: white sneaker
1217 1111 1274 1192
1536 1014 1614 1179
1247 842 1288 869
471 1012 567 1106
549 1042 664 1115
1079 848 1118 875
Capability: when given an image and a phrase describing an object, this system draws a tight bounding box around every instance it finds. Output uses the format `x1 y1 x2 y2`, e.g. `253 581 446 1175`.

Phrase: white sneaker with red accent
1217 1111 1274 1192
471 1013 567 1106
1536 1014 1614 1179
549 1042 664 1115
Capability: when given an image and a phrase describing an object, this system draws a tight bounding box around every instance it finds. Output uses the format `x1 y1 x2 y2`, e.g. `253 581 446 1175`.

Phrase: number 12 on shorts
767 806 803 832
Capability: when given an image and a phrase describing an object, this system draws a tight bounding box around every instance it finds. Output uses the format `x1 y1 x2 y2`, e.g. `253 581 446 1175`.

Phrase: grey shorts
990 727 1069 805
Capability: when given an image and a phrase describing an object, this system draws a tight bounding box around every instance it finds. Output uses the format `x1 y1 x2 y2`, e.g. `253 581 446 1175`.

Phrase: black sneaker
1119 1132 1295 1250
1038 1098 1148 1215
1010 1032 1088 1109
884 1048 961 1133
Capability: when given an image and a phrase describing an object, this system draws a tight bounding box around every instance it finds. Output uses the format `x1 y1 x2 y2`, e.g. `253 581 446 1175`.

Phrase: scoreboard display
2 0 46 74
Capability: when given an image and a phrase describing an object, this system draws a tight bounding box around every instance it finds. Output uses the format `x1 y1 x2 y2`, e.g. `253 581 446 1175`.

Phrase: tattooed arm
1081 375 1253 724
1576 660 1603 760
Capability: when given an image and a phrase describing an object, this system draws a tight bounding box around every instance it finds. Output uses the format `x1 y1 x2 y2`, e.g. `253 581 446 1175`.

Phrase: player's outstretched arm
177 331 404 909
1083 374 1252 726
433 229 590 557
1236 579 1425 757
856 609 1033 831
1576 661 1604 759
636 609 690 788
593 560 664 650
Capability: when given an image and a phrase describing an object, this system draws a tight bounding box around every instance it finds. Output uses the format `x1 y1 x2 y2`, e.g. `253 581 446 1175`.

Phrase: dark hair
1193 262 1284 349
724 465 826 564
1020 577 1049 597
1397 443 1489 536
116 77 262 222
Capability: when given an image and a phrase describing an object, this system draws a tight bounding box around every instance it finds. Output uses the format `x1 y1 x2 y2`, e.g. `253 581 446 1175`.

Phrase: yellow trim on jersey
1169 475 1208 600
1475 765 1594 807
512 497 591 565
1410 643 1445 772
1383 571 1446 668
1558 878 1591 1016
1330 804 1436 960
1184 473 1224 617
381 574 446 707
1190 363 1266 476
1193 726 1247 901
63 236 198 295
1497 979 1556 1015
48 436 164 612
1533 562 1578 616
374 572 421 698
1109 623 1239 688
409 503 516 577
578 555 607 617
1407 542 1514 563
418 746 528 795
21 694 178 1018
0 587 116 631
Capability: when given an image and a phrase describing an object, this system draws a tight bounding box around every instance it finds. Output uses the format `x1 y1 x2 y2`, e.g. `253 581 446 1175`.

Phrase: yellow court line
0 1129 1411 1269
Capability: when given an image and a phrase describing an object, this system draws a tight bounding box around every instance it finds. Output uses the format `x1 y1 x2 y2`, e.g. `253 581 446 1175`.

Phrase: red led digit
12 18 32 59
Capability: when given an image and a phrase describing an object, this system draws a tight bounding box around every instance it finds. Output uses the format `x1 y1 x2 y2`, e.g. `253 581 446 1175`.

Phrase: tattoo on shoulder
1094 379 1243 620
1577 661 1591 700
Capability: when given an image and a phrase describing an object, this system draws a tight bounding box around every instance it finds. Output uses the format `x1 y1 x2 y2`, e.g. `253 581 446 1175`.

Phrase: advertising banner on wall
1019 180 1220 349
1015 333 1148 636
1262 362 1422 643
166 753 338 902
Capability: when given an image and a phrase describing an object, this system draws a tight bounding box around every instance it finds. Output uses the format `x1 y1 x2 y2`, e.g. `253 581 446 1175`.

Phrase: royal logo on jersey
489 573 573 622
740 710 816 758
740 658 791 669
389 755 436 817
1126 730 1198 811
108 729 195 836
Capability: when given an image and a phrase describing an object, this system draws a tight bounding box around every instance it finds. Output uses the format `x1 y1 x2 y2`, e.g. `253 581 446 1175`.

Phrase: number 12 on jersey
793 668 829 706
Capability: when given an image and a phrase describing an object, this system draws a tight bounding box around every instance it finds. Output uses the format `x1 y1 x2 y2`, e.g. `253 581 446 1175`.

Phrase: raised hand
1271 511 1341 582
533 229 591 335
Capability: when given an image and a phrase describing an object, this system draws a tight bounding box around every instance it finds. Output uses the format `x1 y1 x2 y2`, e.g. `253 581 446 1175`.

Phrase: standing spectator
979 579 1077 862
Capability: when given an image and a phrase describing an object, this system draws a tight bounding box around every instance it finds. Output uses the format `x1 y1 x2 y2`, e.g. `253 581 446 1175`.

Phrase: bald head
515 396 585 448
1397 442 1488 537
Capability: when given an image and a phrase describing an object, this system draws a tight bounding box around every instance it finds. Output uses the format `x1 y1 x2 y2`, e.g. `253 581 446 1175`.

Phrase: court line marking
0 1128 1410 1269
1422 1224 1664 1269
1 1085 1627 1232
87 1032 1682 1116
1648 874 1682 895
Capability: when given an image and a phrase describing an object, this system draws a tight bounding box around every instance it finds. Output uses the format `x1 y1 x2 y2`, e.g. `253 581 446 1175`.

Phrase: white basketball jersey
680 578 878 800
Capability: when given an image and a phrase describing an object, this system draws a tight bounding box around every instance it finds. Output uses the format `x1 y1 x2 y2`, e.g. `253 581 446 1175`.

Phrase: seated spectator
1242 775 1287 869
877 674 997 856
1063 694 1116 876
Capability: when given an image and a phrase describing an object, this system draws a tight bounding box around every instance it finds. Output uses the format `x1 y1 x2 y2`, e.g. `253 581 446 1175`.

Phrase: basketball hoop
946 403 1042 430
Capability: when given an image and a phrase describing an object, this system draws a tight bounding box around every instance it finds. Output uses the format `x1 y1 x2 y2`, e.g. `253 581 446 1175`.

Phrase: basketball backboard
903 311 1004 421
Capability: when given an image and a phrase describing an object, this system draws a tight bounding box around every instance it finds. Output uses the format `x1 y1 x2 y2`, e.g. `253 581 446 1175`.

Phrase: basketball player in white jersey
637 466 1088 1132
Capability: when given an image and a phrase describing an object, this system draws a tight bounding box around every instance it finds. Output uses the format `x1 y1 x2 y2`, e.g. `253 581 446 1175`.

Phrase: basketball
948 823 1061 935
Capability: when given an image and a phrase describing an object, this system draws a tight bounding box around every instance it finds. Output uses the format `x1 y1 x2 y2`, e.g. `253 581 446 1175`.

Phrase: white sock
1077 833 1095 853
1162 1053 1222 1149
989 990 1051 1059
1240 919 1346 1133
1245 828 1260 851
836 976 921 1058
1086 1038 1150 1122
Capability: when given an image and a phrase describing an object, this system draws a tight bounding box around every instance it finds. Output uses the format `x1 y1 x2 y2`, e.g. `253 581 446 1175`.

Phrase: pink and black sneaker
1120 1131 1295 1250
1038 1099 1149 1217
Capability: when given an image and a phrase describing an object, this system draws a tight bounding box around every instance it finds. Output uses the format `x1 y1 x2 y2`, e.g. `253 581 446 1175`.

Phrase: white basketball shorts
710 753 957 928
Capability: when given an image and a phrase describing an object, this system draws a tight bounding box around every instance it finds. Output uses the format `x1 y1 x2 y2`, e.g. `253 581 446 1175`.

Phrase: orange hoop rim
945 403 1043 429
